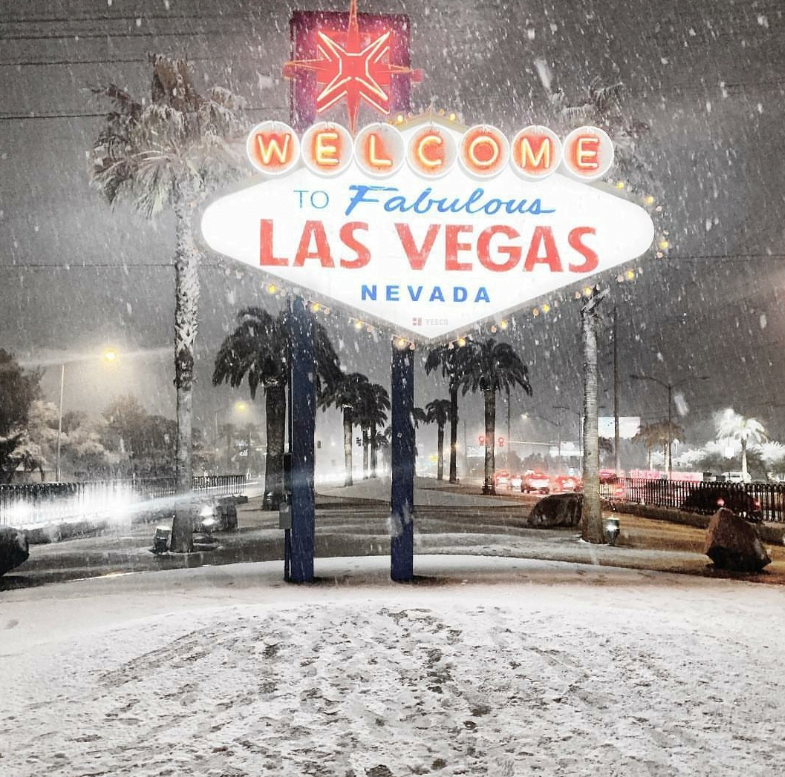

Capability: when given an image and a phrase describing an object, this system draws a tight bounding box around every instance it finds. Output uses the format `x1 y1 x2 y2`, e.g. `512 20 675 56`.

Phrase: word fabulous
247 121 614 183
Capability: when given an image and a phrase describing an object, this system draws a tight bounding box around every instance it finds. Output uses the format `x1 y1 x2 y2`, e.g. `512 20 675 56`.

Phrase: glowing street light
56 349 120 481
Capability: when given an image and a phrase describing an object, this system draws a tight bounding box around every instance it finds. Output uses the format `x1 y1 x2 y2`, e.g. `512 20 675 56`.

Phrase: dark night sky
1 0 784 462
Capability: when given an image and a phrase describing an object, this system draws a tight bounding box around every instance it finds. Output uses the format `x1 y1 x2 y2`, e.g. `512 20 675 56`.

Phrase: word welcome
247 120 614 182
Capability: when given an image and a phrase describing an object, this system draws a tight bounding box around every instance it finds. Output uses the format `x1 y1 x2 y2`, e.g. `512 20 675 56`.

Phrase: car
553 474 581 492
599 470 626 500
509 473 523 491
494 470 511 489
680 485 763 521
523 471 551 494
718 471 752 484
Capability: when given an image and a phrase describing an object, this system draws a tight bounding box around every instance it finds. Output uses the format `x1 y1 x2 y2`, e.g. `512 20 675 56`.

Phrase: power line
0 262 231 270
0 106 271 122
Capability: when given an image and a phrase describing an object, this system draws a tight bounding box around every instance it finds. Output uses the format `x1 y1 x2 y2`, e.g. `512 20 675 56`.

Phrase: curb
614 501 785 546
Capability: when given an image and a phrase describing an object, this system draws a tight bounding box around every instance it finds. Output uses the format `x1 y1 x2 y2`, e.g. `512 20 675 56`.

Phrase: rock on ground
0 526 29 575
704 507 771 572
528 493 583 528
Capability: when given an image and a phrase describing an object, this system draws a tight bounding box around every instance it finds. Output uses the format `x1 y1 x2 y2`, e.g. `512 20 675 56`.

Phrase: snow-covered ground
2 555 785 776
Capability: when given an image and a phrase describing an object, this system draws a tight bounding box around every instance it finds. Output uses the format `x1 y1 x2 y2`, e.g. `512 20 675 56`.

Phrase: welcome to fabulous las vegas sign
200 2 654 343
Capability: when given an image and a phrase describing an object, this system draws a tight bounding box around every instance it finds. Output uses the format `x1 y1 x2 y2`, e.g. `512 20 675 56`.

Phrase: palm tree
633 421 684 471
424 344 470 483
460 339 532 494
91 55 247 552
357 383 390 479
212 307 341 508
318 372 369 486
424 399 451 481
716 409 767 481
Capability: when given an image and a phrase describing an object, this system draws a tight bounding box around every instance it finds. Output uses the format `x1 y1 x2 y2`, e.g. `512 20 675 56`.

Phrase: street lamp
521 413 562 469
629 373 709 477
553 405 582 453
55 349 118 481
214 401 250 469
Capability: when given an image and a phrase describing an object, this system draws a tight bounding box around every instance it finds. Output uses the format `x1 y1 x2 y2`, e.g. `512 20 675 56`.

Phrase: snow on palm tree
633 421 685 471
212 308 341 507
460 339 532 494
716 409 767 481
424 344 471 484
355 382 390 480
91 55 247 552
318 372 370 487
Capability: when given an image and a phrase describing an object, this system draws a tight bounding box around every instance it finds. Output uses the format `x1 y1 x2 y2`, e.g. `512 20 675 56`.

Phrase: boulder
215 497 238 530
0 526 30 576
528 493 583 528
703 508 771 572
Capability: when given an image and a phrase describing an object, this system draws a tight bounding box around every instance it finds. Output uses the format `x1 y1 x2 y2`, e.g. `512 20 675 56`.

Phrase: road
3 480 784 589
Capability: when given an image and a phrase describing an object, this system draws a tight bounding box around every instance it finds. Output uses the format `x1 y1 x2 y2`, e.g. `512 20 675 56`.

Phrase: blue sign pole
289 296 316 582
390 343 415 581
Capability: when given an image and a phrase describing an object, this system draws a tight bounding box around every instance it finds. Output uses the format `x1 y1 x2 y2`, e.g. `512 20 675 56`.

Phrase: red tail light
717 498 725 507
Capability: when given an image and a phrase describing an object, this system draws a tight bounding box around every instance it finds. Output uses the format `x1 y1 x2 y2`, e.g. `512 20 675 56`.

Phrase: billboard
598 416 641 439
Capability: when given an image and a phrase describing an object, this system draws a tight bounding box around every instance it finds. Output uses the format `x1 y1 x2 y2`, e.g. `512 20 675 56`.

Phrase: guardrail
0 475 247 529
618 477 785 523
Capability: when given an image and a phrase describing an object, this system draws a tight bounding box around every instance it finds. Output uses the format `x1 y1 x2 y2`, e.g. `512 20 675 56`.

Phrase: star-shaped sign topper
283 0 423 133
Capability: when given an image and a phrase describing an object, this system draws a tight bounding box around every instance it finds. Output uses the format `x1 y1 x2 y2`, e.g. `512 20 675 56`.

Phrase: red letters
395 224 440 270
293 220 334 268
445 225 473 271
477 225 521 272
568 227 598 272
339 222 371 269
260 219 287 266
523 226 563 272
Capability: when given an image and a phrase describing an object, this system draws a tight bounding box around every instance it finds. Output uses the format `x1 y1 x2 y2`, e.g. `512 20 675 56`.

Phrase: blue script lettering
345 185 555 218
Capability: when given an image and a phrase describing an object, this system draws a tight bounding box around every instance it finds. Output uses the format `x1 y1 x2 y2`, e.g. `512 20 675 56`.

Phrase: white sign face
599 416 641 439
202 121 654 342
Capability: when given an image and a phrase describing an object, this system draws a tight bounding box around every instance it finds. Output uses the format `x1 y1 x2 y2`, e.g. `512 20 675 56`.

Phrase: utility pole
613 307 620 475
667 383 673 477
55 363 65 482
463 417 467 480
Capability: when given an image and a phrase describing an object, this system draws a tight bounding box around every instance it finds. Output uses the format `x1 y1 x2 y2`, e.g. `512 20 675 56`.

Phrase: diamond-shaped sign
201 122 653 342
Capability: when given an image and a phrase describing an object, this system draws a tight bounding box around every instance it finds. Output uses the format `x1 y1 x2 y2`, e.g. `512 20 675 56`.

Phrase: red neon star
283 0 422 133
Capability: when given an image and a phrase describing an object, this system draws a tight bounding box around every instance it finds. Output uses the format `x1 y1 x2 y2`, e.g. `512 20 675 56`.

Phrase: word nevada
247 120 614 182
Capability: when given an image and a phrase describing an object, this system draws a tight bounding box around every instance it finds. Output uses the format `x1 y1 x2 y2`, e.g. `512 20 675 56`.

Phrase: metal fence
619 477 785 523
0 475 247 529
